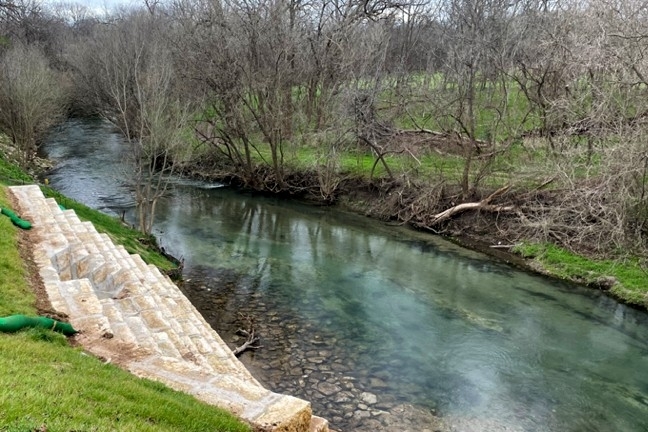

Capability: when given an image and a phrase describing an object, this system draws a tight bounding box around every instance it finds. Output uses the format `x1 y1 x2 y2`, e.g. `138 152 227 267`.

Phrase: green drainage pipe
0 207 32 230
0 315 78 336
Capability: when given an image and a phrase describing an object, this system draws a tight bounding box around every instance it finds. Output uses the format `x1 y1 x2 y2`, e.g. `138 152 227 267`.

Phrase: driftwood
232 314 261 356
428 185 514 227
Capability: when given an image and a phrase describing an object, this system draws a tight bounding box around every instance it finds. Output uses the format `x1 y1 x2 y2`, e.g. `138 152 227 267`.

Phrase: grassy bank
0 163 250 430
514 242 648 309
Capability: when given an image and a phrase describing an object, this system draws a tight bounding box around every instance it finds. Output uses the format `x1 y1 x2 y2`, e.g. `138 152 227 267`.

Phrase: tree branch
428 185 514 226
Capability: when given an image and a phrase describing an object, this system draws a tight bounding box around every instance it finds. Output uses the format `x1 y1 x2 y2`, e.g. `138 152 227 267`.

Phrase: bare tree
0 42 67 166
169 0 409 194
414 0 529 198
67 13 191 234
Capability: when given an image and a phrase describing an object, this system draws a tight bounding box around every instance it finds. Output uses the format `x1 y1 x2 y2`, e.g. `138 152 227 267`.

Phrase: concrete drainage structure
10 185 330 432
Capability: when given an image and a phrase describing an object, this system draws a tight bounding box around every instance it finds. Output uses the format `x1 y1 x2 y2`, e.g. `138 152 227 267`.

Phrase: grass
0 187 36 316
0 328 251 431
193 75 598 194
0 182 250 431
215 131 597 194
0 141 32 186
514 242 648 308
390 79 542 142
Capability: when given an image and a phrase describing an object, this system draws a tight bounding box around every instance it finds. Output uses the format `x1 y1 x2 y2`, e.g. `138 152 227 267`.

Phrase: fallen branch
396 127 446 136
490 243 521 249
232 314 261 356
395 128 489 146
428 185 514 226
532 176 557 191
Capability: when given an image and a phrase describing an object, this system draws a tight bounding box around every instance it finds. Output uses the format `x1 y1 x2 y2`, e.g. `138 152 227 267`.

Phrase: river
44 118 648 432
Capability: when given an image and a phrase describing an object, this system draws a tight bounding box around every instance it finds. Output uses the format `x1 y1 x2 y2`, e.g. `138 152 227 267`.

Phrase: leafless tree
0 42 67 166
67 12 191 234
4 0 647 260
411 0 529 198
168 0 409 193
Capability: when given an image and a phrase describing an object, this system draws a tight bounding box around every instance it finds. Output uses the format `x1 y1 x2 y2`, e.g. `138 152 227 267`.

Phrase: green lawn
0 329 250 432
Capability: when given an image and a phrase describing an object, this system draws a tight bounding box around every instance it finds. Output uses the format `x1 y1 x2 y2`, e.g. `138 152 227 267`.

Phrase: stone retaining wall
10 185 329 432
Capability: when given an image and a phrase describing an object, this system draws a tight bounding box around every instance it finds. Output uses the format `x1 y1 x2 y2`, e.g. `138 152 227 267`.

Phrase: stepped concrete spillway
10 185 330 432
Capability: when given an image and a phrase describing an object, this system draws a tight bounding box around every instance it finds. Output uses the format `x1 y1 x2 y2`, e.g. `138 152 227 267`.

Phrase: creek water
44 118 648 432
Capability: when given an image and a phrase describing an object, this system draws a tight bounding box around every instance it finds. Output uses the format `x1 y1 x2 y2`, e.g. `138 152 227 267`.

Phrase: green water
45 119 648 431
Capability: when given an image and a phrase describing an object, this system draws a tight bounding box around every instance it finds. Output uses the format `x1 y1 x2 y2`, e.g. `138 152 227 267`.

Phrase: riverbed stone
353 409 371 420
360 391 378 405
317 381 342 396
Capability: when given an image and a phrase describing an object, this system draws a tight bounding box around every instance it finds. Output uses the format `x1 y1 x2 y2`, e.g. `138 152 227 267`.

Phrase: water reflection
150 185 648 432
44 119 648 432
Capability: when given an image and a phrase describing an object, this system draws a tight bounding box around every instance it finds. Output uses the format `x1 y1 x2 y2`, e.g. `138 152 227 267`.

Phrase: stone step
45 197 64 216
112 278 260 383
37 227 71 257
100 299 137 344
53 242 89 276
123 314 170 356
57 279 112 336
63 209 82 223
113 290 196 358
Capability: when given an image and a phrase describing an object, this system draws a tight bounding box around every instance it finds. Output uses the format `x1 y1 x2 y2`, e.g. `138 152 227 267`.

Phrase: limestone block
52 248 71 272
204 374 269 402
130 254 150 274
49 298 70 316
72 255 105 280
309 416 330 432
178 319 200 338
90 262 121 287
152 331 182 358
140 309 168 331
124 316 158 353
106 268 140 293
62 209 81 225
59 280 103 316
115 245 131 259
189 334 216 356
70 314 111 335
101 300 125 323
42 232 69 256
8 184 328 432
45 198 63 215
130 295 158 312
252 396 312 432
80 220 94 230
159 297 185 318
38 265 61 285
115 296 141 315
110 322 138 345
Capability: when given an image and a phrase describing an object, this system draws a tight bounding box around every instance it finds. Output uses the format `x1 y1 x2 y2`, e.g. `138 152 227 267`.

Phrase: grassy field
0 167 250 431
